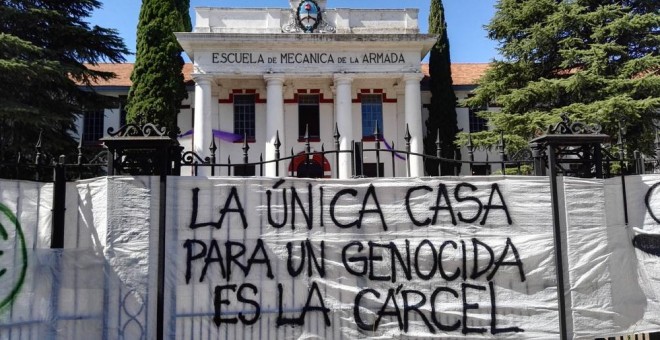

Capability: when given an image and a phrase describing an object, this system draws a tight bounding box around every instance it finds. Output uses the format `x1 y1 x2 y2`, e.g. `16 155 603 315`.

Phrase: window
361 94 383 139
469 109 488 133
82 110 104 143
298 94 320 139
233 94 256 140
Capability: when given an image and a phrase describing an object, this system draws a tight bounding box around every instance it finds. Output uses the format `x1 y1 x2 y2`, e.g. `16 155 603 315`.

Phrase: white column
264 75 285 177
193 74 214 161
333 74 354 179
403 73 425 177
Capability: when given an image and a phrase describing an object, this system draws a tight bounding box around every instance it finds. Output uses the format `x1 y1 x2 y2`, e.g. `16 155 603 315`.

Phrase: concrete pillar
333 74 354 179
403 73 425 177
193 74 214 162
264 74 286 177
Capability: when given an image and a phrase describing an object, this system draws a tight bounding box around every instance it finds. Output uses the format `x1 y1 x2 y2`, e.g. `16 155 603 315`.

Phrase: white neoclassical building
175 0 436 178
80 1 496 177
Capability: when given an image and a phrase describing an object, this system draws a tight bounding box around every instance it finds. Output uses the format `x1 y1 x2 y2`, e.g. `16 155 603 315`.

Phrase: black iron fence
3 119 659 183
2 118 660 340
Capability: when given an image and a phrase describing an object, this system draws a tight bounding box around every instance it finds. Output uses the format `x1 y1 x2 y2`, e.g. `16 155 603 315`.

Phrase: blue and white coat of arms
297 0 321 32
283 0 335 33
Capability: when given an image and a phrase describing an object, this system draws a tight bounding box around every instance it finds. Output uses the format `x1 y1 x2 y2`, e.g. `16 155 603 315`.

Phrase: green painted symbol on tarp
0 203 28 312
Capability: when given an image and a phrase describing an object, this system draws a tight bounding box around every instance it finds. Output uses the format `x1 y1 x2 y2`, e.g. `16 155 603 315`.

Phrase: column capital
264 74 286 85
191 73 214 85
333 73 354 85
402 72 424 83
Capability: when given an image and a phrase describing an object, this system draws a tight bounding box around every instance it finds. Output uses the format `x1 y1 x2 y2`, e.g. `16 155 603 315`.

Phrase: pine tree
126 0 190 132
425 0 460 176
0 0 128 156
464 0 660 155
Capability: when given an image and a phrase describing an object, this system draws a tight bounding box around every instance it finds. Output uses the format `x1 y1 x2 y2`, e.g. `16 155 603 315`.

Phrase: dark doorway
296 160 324 178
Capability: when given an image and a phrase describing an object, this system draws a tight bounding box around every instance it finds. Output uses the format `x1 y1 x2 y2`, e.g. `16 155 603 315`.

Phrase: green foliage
0 0 128 155
425 0 461 175
176 0 192 32
126 0 191 132
493 164 534 176
464 0 660 155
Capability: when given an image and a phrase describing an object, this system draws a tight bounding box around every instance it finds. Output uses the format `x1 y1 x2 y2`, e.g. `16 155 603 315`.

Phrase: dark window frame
298 94 320 141
233 94 256 141
361 94 384 140
82 110 105 144
469 108 488 133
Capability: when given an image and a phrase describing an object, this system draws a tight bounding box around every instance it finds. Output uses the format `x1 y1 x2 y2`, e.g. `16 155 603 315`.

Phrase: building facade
81 0 496 177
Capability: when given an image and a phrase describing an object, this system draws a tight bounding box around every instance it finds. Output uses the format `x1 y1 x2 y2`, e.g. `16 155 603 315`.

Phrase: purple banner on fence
212 129 243 143
178 129 193 138
177 129 243 143
381 138 406 160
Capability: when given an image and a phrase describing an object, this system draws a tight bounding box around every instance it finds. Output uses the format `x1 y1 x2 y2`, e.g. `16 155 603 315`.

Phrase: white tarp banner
164 177 559 339
0 177 158 339
560 175 660 339
1 175 660 339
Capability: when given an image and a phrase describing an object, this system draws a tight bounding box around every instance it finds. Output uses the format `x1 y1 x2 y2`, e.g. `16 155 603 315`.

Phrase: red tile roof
81 62 489 87
82 63 194 86
421 63 490 86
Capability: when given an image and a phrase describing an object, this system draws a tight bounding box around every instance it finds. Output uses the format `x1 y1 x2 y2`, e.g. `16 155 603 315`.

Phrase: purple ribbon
178 129 193 138
177 129 243 143
212 129 243 143
180 130 406 160
380 138 406 160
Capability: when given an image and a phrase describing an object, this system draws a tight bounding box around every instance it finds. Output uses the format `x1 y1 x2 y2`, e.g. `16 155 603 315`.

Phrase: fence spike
209 137 217 155
242 133 249 164
405 124 411 177
209 137 217 167
467 134 475 165
617 122 626 163
373 120 381 141
35 130 43 149
35 130 43 155
304 124 311 155
467 133 474 151
274 130 281 149
498 131 505 154
404 124 411 145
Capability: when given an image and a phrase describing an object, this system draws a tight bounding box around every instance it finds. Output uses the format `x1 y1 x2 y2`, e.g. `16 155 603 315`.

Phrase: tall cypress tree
425 0 460 176
175 0 192 32
126 0 190 132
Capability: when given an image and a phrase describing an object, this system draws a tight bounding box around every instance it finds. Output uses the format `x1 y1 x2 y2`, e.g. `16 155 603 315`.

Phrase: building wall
82 83 491 177
79 4 487 177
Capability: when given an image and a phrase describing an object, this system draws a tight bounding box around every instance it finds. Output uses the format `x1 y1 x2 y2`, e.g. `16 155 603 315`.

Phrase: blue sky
89 0 499 63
